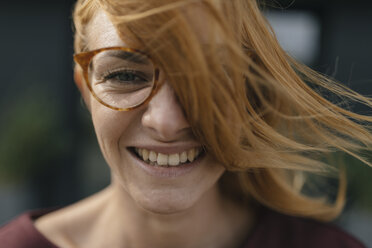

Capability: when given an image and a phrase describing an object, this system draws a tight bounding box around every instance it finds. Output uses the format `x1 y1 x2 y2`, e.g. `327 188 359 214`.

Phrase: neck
94 181 254 248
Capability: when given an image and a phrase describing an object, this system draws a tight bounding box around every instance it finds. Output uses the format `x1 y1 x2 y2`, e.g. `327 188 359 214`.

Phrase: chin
112 155 225 215
132 188 202 215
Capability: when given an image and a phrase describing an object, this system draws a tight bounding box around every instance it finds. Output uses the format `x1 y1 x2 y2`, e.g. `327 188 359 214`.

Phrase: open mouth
128 147 206 167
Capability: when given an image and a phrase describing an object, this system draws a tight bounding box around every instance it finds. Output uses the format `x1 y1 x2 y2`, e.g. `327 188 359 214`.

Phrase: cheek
90 102 134 167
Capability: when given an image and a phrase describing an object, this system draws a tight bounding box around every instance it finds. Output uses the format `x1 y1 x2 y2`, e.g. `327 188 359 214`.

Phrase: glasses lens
87 49 155 109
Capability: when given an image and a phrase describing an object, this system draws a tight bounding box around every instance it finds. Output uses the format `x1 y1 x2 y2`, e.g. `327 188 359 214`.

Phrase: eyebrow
108 50 151 65
89 49 152 72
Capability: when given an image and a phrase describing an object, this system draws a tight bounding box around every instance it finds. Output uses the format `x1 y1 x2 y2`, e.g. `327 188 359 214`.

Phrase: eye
104 70 147 84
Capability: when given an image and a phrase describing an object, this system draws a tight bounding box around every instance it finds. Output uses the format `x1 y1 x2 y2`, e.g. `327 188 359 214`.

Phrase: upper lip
129 144 203 154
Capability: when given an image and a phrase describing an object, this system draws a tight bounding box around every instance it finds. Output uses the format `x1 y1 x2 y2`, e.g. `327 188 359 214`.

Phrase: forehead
86 11 127 50
86 6 218 51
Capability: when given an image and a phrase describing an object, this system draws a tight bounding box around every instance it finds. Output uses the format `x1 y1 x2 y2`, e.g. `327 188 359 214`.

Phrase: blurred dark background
0 0 371 245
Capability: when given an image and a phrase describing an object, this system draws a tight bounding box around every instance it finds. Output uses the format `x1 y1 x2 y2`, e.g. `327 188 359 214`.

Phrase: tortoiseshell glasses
74 47 160 111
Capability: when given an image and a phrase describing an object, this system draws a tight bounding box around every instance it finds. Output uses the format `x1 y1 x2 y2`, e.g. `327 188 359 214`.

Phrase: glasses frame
74 46 161 111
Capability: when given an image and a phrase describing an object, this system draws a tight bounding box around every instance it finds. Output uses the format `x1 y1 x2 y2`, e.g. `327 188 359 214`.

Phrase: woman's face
81 11 226 214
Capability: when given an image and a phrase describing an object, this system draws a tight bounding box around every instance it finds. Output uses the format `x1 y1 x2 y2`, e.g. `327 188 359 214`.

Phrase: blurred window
266 11 321 65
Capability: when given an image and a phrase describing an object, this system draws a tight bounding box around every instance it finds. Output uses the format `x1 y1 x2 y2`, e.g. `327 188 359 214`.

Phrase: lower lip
128 148 204 178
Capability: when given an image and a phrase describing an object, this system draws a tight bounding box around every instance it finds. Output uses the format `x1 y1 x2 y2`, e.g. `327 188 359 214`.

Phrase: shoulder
245 208 367 248
0 209 59 248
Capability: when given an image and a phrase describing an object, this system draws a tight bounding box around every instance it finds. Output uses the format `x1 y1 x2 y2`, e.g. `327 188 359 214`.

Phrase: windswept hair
73 0 372 221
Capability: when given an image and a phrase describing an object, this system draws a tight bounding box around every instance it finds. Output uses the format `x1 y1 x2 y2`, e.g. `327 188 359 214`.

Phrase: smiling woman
1 0 372 247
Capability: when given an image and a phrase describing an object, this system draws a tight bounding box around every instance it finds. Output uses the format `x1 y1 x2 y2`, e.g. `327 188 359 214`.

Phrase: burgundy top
0 208 366 248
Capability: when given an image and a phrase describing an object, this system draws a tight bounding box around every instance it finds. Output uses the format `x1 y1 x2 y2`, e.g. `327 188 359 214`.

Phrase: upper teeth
134 147 202 167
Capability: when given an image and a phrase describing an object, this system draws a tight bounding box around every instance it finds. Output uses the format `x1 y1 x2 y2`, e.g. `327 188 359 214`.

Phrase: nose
142 83 190 141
